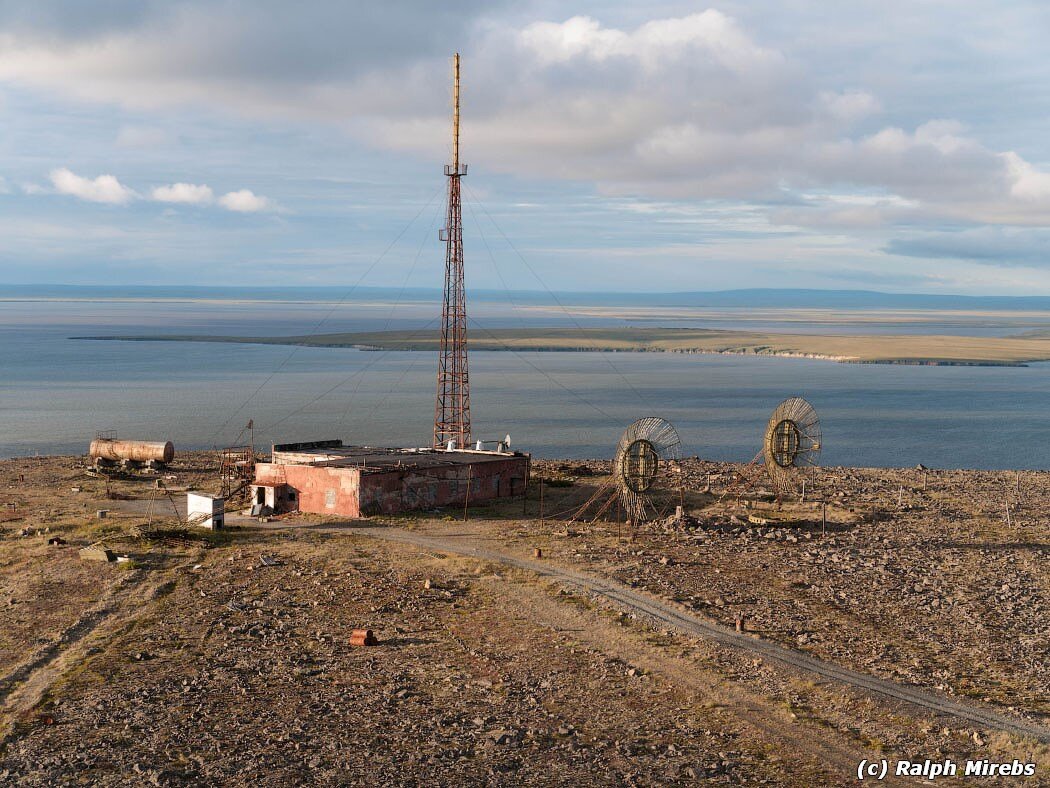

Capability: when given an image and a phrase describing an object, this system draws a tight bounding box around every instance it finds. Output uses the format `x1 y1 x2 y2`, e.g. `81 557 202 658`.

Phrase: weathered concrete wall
358 456 528 516
255 463 360 516
254 455 528 518
271 450 347 465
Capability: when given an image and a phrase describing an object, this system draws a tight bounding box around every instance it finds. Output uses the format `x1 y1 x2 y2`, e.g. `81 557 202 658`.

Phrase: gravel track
356 526 1050 744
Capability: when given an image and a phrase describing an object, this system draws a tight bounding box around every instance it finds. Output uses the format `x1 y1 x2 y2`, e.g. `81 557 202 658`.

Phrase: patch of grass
540 478 575 488
554 589 597 612
91 523 126 537
865 736 887 752
195 528 236 547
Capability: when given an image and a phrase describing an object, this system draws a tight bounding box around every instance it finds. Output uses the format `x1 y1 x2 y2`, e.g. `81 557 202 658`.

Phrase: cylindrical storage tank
89 439 175 463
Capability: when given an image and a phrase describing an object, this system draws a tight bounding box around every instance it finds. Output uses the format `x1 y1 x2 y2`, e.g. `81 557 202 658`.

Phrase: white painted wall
187 492 225 529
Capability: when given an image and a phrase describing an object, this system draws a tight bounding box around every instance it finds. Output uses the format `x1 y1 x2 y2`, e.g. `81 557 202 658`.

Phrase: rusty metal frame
434 53 472 450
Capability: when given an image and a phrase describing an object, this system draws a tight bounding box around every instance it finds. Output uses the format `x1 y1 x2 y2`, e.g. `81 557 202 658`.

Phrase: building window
325 489 336 509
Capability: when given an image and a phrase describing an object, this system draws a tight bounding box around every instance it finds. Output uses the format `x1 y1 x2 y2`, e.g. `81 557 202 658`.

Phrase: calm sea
1 293 1048 470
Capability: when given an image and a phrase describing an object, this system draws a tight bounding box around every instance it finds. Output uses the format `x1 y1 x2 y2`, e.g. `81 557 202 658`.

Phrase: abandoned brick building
251 441 529 518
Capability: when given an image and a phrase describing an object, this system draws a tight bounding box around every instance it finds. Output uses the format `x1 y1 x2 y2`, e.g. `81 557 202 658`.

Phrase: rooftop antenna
434 52 471 450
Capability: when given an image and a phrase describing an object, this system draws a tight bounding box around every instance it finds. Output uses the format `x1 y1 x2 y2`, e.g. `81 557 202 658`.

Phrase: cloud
40 170 270 212
770 192 921 229
3 2 1050 253
1003 151 1050 201
152 183 273 212
818 90 880 122
518 11 782 72
151 182 213 204
0 1 500 112
218 189 271 212
885 228 1050 267
348 12 1050 227
0 176 10 195
49 167 136 204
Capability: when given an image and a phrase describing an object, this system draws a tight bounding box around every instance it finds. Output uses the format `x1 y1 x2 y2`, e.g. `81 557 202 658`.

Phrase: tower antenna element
434 53 471 449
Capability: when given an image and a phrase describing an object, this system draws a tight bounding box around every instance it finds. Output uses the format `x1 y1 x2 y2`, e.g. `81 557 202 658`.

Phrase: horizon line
4 283 1050 300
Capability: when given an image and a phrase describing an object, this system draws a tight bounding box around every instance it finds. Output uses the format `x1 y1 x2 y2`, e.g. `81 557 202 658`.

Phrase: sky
1 1 1049 295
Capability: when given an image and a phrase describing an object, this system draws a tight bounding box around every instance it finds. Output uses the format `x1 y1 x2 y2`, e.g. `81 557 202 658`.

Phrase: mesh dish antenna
763 397 822 494
613 417 683 523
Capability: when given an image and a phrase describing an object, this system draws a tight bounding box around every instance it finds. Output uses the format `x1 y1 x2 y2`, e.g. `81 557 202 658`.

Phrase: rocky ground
0 453 1047 785
508 459 1049 721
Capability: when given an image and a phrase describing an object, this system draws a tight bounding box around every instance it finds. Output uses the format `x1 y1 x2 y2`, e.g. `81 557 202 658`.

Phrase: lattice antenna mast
434 52 471 449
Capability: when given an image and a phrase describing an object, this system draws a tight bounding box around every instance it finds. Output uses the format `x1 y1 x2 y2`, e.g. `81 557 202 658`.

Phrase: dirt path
0 569 180 745
485 575 907 785
352 525 1050 745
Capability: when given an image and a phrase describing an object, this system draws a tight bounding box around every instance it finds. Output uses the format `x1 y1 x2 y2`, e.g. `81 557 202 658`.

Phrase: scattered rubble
0 532 820 785
0 453 1045 784
78 545 116 563
524 459 1050 719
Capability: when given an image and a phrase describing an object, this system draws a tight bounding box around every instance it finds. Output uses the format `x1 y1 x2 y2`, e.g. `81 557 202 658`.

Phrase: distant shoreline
73 327 1050 367
11 283 1050 311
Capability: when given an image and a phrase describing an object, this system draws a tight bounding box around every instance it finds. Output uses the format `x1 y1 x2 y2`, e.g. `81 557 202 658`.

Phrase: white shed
187 492 225 530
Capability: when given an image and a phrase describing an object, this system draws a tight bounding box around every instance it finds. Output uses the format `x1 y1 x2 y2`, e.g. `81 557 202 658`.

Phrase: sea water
1 294 1047 469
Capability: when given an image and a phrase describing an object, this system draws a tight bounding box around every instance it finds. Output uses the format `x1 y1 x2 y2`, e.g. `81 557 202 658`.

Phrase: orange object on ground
350 628 378 646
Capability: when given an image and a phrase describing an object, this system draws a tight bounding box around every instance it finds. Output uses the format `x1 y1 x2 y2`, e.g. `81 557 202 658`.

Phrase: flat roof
269 445 526 473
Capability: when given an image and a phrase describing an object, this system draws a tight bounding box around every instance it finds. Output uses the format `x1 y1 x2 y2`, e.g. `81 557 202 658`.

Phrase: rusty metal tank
89 439 175 464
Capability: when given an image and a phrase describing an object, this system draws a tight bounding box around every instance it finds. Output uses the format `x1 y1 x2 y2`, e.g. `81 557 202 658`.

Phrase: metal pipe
452 53 460 172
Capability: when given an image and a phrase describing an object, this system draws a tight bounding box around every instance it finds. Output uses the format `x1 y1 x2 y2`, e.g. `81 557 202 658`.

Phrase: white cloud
520 16 628 65
520 11 782 73
38 170 270 213
218 189 271 212
151 182 213 204
49 167 135 204
3 6 1050 234
1003 151 1050 201
819 90 880 122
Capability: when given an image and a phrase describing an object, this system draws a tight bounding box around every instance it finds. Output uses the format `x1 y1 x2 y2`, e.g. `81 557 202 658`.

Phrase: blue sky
1 1 1049 294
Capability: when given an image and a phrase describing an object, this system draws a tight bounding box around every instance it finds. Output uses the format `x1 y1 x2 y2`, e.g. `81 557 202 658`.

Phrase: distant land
9 283 1050 311
75 327 1050 366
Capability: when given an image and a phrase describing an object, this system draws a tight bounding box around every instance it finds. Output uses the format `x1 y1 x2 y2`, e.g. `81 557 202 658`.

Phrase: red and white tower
434 53 471 449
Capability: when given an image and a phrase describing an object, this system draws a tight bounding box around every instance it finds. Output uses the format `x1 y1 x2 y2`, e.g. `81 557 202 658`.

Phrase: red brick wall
255 455 528 518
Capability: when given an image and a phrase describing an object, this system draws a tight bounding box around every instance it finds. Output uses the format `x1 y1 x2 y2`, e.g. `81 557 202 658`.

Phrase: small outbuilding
187 492 225 530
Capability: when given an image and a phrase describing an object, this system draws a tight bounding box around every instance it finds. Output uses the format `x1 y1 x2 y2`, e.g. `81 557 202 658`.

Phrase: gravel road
355 525 1050 745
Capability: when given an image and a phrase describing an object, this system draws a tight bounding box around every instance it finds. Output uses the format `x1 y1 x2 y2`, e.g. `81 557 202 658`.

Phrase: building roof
269 445 525 473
